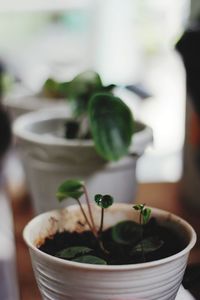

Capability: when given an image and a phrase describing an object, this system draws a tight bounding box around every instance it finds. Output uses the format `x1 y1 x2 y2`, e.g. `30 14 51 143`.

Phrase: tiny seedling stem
77 199 97 236
99 208 104 236
83 185 97 235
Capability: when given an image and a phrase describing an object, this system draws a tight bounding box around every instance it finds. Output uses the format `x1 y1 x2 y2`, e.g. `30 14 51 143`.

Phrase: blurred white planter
13 108 152 214
23 203 196 300
3 86 67 120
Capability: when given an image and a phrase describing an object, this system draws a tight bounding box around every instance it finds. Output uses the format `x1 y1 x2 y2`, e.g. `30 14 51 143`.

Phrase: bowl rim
23 203 197 271
13 108 153 153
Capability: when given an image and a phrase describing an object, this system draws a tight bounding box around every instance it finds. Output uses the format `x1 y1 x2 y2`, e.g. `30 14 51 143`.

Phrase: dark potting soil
38 218 186 265
64 120 91 140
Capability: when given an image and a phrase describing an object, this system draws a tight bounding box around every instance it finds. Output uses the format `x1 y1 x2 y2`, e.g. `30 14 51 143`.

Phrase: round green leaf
56 246 92 259
112 221 142 245
131 237 164 255
89 93 134 161
72 255 107 265
56 179 84 202
95 194 113 208
94 194 103 204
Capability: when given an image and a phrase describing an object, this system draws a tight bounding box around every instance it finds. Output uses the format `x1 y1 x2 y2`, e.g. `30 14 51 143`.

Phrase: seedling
132 204 163 262
133 204 151 225
132 204 151 261
94 194 113 235
54 179 165 265
56 179 113 264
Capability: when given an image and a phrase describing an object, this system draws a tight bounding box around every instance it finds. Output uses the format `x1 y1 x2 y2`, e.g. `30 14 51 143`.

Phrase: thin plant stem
78 200 108 254
77 199 97 237
139 210 142 225
98 239 109 255
83 185 97 235
140 209 145 263
99 208 104 236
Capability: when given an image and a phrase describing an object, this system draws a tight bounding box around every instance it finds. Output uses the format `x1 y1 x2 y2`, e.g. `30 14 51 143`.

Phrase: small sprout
142 207 152 225
133 204 151 225
133 204 152 262
56 246 93 260
94 194 113 235
56 179 114 259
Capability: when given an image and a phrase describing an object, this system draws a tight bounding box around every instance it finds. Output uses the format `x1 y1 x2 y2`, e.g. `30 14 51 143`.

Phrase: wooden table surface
10 182 200 300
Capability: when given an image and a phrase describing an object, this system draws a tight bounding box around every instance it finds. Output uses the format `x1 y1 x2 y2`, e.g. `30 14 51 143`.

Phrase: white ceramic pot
13 107 153 214
23 203 196 300
3 88 67 121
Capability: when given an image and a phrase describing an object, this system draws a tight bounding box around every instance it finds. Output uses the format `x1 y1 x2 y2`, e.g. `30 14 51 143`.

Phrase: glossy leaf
112 221 142 245
42 71 115 117
133 204 151 225
42 78 69 99
66 71 104 117
56 246 92 259
94 194 113 209
56 179 84 202
133 204 144 211
131 237 164 255
89 93 134 161
72 255 107 265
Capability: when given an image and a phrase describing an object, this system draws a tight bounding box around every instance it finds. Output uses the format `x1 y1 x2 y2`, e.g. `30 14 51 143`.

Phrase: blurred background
0 0 191 186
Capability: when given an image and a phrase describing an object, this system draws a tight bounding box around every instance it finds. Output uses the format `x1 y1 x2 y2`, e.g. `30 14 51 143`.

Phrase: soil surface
39 218 186 265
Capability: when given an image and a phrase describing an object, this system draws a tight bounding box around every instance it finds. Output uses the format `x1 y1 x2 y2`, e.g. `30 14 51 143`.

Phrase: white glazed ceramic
23 204 196 300
13 108 153 214
3 89 67 121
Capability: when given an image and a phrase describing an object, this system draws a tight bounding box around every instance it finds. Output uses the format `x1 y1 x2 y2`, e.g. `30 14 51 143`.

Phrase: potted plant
23 179 196 300
13 71 153 214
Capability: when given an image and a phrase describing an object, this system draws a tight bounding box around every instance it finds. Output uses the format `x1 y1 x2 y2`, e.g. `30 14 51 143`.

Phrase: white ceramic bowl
23 204 196 300
3 89 67 121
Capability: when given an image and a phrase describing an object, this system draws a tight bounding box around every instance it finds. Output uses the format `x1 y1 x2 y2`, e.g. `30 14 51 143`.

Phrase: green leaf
66 71 104 117
133 204 151 225
112 221 142 245
142 208 151 224
133 204 144 211
56 179 84 202
70 70 103 91
131 237 164 255
94 194 113 209
42 78 69 99
72 255 107 265
56 246 93 259
89 93 134 161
